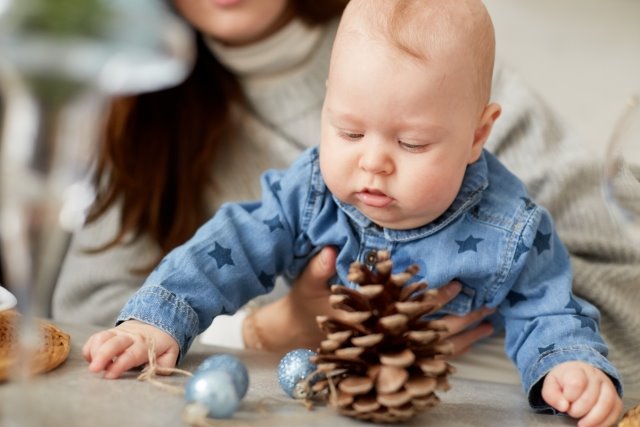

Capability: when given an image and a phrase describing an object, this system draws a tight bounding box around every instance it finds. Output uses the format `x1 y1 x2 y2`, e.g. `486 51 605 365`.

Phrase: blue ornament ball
185 369 240 419
277 348 318 399
195 354 249 398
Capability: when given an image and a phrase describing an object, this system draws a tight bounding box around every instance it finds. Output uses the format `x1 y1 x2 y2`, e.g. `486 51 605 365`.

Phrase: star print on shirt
538 343 555 354
258 271 275 289
520 197 536 211
565 296 583 315
514 240 530 263
270 180 282 193
533 231 551 254
455 235 484 253
574 315 597 332
208 242 235 269
505 291 527 307
264 215 284 232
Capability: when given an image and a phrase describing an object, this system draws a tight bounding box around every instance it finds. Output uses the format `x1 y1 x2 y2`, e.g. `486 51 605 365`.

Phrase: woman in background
52 0 640 395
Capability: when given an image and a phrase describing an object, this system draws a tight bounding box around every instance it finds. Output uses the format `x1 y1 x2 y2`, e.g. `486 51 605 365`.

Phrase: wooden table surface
0 321 636 427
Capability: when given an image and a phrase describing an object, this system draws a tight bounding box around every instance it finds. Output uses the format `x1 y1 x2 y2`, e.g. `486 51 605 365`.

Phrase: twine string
136 338 192 395
294 367 347 410
137 340 340 426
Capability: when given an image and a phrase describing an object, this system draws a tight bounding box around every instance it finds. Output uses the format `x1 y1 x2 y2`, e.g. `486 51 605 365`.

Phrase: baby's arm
82 320 180 379
542 361 623 427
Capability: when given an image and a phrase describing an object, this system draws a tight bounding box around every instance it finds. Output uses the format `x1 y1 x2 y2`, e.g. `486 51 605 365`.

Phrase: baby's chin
357 204 435 230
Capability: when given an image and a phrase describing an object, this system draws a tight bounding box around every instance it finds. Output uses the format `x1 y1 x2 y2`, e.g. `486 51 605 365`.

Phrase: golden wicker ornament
620 404 640 427
310 250 454 423
0 309 71 381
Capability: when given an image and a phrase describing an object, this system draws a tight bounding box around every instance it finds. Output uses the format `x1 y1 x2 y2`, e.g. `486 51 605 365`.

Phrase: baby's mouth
356 188 393 208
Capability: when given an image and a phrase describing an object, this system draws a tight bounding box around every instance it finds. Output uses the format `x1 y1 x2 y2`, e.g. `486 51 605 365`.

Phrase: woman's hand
429 281 496 357
242 247 339 353
243 249 495 356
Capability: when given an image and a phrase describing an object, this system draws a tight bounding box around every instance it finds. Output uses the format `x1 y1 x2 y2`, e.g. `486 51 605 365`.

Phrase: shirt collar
335 150 489 241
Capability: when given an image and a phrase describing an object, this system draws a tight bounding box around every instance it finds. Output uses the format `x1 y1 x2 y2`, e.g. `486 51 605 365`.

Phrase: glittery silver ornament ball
277 348 318 399
195 354 249 398
185 369 240 419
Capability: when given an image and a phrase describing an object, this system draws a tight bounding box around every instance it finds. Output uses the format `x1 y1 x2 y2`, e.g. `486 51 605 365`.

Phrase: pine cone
310 250 454 423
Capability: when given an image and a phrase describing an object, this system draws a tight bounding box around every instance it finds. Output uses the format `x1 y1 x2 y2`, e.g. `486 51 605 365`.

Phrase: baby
84 1 622 425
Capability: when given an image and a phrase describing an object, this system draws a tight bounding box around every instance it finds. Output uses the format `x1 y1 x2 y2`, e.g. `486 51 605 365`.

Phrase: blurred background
0 0 639 304
485 0 640 155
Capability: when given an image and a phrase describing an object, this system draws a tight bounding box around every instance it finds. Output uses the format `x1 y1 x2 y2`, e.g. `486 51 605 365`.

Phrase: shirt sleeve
52 199 162 327
497 207 623 410
117 149 318 359
489 63 640 390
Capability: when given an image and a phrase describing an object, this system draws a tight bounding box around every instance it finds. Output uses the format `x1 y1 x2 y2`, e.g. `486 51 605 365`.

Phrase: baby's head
320 0 501 230
340 0 496 109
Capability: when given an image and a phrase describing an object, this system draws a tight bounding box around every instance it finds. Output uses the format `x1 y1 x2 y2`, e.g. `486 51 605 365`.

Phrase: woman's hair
88 0 349 271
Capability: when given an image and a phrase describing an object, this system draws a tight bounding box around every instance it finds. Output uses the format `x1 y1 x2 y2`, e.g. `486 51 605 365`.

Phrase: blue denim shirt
119 147 621 408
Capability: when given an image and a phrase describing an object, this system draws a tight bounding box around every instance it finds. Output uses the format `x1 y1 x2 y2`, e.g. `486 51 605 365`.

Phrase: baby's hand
82 320 180 379
542 361 622 427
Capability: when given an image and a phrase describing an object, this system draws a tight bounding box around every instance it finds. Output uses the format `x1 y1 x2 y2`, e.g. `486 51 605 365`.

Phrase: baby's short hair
342 0 496 107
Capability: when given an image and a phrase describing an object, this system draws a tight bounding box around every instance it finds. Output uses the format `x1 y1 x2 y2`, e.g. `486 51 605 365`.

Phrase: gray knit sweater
52 18 640 392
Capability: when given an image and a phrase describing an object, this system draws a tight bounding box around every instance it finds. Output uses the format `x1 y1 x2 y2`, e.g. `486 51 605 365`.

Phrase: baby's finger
577 382 623 427
566 374 600 419
88 330 120 354
154 350 180 376
83 330 116 364
102 337 150 379
558 370 589 404
82 334 96 362
594 392 623 427
542 374 569 413
87 333 135 374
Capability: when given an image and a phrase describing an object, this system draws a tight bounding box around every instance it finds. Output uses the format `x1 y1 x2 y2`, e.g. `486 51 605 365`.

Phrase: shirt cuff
117 285 199 363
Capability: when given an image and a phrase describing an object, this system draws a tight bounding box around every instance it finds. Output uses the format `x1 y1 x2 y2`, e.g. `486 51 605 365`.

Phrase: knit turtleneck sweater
206 18 331 156
197 18 337 207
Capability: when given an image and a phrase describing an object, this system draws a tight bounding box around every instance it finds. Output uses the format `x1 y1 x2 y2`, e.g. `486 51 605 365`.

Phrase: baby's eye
339 131 364 141
399 141 429 152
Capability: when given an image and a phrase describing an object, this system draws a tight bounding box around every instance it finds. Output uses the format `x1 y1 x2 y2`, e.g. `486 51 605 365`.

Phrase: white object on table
0 285 17 311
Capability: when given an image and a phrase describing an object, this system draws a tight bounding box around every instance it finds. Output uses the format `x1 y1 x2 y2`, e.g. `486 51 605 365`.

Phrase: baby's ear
469 102 501 163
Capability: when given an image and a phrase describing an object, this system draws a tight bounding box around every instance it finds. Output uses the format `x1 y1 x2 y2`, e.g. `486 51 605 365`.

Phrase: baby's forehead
340 0 492 60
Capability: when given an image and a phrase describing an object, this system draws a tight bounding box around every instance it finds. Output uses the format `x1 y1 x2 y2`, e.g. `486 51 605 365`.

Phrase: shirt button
365 250 378 266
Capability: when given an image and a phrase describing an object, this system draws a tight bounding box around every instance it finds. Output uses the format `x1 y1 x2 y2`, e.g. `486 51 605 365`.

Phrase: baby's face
320 30 487 230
